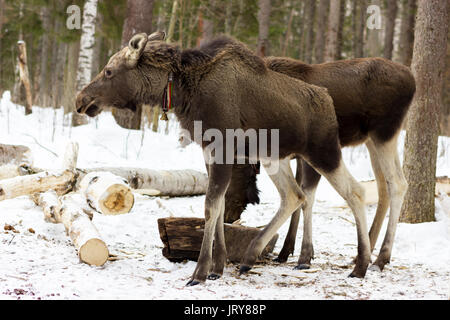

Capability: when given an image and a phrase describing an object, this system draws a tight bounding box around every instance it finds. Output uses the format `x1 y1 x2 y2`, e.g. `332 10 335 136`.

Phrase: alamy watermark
180 121 281 175
66 3 384 31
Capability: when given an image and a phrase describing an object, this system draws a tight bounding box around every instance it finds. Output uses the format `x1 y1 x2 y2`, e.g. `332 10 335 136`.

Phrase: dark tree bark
256 0 272 57
398 0 417 66
384 0 398 60
352 0 366 58
112 0 155 130
324 0 341 62
400 0 449 223
314 0 330 63
303 0 316 64
336 0 346 60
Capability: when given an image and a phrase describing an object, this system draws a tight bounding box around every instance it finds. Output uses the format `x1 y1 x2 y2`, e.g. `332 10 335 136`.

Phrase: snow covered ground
0 91 449 300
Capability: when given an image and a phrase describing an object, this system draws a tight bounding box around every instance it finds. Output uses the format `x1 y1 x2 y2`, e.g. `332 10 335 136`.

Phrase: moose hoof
207 273 221 280
186 279 202 287
273 256 288 263
239 265 252 275
348 270 366 278
294 263 311 270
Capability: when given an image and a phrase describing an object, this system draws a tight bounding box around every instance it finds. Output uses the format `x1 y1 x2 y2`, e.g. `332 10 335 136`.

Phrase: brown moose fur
77 33 372 283
225 55 416 262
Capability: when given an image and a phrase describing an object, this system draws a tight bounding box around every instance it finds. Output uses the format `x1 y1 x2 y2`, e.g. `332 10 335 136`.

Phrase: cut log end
99 185 134 215
79 238 109 266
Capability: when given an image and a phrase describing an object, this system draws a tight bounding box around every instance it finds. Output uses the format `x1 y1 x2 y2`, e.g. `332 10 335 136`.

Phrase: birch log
0 142 78 201
79 172 134 215
0 170 76 201
0 143 32 165
78 168 208 197
60 193 109 266
32 190 61 223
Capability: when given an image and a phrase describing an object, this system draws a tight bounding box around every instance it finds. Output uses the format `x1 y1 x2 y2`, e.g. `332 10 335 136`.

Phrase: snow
0 91 449 300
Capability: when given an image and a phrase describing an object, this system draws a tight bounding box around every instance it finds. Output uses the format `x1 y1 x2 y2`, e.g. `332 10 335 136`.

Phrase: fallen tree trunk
78 171 134 215
0 164 34 180
77 167 208 197
32 190 61 223
157 217 278 263
59 193 109 266
0 143 32 165
0 170 76 201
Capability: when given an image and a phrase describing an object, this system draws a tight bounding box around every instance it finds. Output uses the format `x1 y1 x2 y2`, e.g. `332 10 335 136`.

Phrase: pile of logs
0 142 211 266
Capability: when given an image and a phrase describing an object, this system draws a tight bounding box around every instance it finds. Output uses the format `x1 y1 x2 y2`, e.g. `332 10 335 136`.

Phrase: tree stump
157 217 278 263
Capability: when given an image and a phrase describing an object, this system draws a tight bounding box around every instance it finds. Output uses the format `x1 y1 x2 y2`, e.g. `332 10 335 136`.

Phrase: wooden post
17 40 33 115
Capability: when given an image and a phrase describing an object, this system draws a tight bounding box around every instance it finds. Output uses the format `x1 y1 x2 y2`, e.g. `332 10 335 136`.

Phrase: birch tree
72 0 98 127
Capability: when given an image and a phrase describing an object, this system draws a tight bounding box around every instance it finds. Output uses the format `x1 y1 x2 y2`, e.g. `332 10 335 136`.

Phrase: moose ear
126 33 148 67
148 31 166 42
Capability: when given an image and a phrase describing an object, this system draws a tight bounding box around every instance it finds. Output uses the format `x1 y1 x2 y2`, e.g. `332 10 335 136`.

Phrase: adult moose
76 32 371 285
227 56 416 272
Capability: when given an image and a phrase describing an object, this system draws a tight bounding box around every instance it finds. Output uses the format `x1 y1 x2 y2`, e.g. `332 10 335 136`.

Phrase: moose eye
105 69 113 78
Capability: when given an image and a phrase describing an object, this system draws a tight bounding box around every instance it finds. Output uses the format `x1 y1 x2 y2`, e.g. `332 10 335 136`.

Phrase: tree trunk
256 0 271 57
78 172 134 215
366 0 382 57
77 167 208 197
336 0 346 60
51 42 68 110
282 4 295 56
37 6 51 107
314 0 330 63
158 217 278 263
17 41 33 115
167 0 179 44
303 0 316 64
112 0 155 130
62 40 80 115
0 170 76 201
398 0 417 66
200 0 214 46
224 0 233 35
59 193 109 266
400 0 449 223
0 143 32 165
384 0 398 60
72 0 98 127
324 0 341 62
353 0 366 58
33 190 61 224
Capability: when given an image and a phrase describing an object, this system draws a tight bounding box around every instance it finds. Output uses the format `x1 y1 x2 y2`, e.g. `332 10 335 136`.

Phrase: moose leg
187 164 232 286
240 158 305 274
208 198 227 280
275 157 303 262
366 139 390 252
368 133 407 271
295 164 321 269
313 158 371 278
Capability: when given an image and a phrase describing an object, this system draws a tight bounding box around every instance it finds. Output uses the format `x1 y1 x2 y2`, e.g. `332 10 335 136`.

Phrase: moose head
76 31 178 117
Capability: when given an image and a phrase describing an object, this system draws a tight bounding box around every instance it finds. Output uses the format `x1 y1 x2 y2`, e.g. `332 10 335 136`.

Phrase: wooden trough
158 217 278 263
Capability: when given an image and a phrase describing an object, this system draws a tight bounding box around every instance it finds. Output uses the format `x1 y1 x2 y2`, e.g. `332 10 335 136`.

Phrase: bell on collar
160 111 169 121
